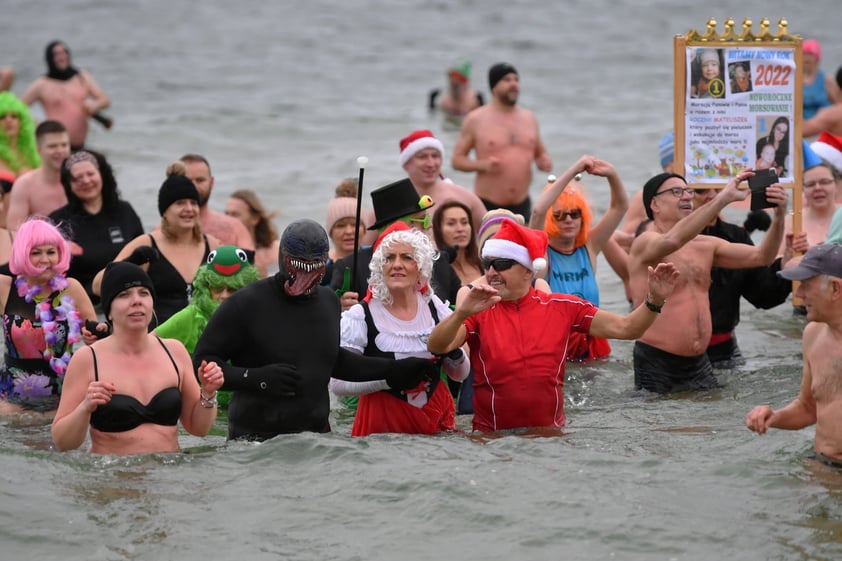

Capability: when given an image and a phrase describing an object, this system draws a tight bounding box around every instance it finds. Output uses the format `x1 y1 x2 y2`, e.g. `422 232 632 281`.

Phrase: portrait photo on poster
690 48 726 99
755 115 790 178
729 61 753 94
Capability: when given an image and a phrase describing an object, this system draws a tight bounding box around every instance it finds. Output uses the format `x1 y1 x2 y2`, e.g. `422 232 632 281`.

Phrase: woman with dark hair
224 189 279 277
50 150 144 306
432 200 482 285
755 117 790 178
52 261 223 455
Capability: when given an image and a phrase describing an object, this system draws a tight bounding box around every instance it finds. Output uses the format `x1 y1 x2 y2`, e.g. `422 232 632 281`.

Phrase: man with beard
20 41 111 150
192 219 438 441
452 62 552 217
179 154 255 252
628 171 787 394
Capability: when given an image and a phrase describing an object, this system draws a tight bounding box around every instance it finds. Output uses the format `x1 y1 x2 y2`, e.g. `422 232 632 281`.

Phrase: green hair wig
191 246 260 332
0 92 40 173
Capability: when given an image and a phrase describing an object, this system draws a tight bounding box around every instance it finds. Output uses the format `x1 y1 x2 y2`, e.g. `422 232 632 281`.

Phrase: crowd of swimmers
3 42 842 470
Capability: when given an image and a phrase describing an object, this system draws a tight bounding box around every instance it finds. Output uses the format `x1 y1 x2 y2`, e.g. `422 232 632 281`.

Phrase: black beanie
100 261 156 318
489 62 518 91
157 175 200 216
641 173 686 220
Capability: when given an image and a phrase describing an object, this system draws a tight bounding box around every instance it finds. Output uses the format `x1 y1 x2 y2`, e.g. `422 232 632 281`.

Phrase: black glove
85 320 111 340
124 245 159 266
385 357 438 391
743 209 771 234
225 363 301 396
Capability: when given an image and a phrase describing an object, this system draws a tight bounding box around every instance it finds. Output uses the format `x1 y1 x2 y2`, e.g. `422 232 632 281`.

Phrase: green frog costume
155 246 259 407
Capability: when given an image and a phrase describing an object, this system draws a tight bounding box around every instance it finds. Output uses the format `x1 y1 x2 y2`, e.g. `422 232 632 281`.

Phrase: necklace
14 275 83 377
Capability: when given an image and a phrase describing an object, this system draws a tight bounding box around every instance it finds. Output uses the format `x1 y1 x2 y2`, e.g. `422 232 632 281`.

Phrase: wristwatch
645 294 664 313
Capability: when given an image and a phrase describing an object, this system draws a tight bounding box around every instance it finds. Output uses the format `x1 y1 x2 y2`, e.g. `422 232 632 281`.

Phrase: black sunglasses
552 208 582 220
482 258 518 272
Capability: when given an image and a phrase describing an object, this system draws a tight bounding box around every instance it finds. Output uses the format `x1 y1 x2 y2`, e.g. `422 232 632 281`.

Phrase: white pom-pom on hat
481 220 549 274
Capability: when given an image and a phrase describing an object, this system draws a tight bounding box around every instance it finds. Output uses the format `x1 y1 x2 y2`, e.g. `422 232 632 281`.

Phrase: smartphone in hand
748 169 779 210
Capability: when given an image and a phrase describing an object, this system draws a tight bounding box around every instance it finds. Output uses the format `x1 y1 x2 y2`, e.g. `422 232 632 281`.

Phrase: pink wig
10 218 71 276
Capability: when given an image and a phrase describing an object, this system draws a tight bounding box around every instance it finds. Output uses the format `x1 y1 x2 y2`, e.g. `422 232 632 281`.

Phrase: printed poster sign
684 46 796 183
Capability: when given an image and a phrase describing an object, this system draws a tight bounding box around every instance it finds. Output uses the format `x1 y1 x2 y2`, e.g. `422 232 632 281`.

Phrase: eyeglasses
552 208 582 220
482 258 518 272
653 187 694 198
406 214 432 229
804 178 836 189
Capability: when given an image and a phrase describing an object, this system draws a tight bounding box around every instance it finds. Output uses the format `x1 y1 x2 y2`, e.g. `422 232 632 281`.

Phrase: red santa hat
481 220 548 273
811 131 842 174
399 129 445 168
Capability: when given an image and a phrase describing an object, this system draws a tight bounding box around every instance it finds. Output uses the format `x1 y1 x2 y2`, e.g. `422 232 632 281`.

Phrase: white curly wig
369 229 437 305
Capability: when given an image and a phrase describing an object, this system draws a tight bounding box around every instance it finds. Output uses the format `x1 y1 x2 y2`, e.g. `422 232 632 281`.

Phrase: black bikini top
89 336 182 433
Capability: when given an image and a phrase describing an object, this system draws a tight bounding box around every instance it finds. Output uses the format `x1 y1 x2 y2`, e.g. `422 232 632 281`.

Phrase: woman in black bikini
51 262 224 455
91 163 219 326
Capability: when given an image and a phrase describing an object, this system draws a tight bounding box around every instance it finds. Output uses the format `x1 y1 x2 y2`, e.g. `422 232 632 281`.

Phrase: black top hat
368 178 434 230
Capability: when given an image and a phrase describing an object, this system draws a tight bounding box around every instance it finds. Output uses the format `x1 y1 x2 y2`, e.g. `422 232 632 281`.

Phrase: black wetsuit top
50 200 144 306
192 275 409 441
147 235 210 325
89 336 181 432
702 220 791 322
701 218 791 366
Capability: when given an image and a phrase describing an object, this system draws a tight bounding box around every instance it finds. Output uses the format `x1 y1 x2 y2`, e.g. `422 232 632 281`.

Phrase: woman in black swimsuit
51 262 224 455
91 164 218 326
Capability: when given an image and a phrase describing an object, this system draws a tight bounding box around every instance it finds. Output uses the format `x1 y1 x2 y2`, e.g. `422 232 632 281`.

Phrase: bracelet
199 389 218 408
645 294 665 313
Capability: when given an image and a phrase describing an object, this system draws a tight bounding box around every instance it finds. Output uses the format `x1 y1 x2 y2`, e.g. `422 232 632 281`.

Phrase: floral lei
14 275 83 377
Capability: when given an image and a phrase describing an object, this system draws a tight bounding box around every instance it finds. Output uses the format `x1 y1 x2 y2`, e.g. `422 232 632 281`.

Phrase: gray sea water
2 1 842 560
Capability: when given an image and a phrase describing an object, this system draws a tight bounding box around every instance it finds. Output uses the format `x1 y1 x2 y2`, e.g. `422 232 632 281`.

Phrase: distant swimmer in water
452 62 553 218
0 66 14 92
20 40 112 150
428 60 484 122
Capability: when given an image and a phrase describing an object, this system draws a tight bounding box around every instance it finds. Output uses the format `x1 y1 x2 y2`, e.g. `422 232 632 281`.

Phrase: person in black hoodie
51 150 143 309
692 187 791 368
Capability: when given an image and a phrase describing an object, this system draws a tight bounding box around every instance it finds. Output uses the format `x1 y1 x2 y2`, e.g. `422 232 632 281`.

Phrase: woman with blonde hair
529 155 628 361
92 163 218 326
225 189 279 277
